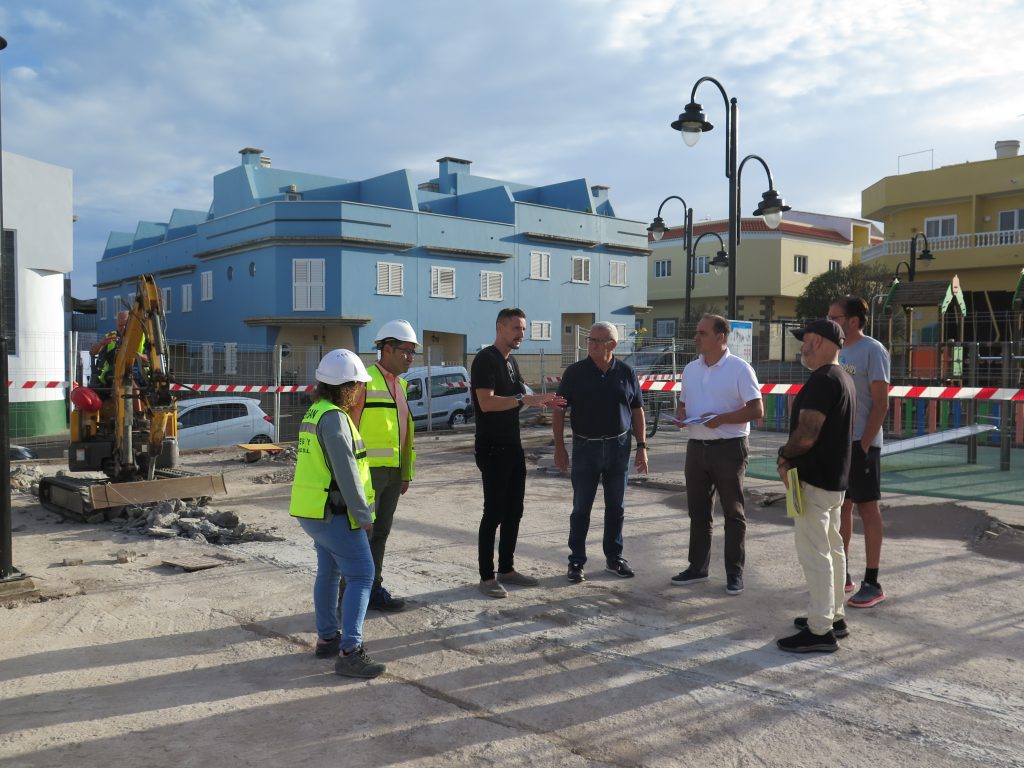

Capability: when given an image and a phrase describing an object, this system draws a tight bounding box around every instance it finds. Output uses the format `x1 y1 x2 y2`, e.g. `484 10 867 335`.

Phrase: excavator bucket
87 473 228 510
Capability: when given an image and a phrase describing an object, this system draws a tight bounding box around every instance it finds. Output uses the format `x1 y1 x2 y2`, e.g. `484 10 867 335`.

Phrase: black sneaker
725 574 744 595
314 632 341 658
777 627 839 653
567 563 585 583
605 559 635 578
368 585 406 612
794 616 849 639
670 569 708 586
334 645 386 678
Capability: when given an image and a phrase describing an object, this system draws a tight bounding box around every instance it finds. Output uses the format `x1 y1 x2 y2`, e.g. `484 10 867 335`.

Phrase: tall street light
648 196 694 325
894 232 934 282
670 76 790 319
0 33 22 588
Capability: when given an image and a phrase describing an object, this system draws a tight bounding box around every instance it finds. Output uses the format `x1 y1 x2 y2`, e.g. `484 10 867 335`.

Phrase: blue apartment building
96 149 651 377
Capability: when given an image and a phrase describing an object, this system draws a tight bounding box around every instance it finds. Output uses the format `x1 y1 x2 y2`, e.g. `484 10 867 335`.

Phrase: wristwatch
636 442 647 450
514 393 524 404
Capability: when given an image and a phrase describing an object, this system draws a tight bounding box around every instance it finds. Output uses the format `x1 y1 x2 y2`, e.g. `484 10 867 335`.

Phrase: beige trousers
793 482 847 635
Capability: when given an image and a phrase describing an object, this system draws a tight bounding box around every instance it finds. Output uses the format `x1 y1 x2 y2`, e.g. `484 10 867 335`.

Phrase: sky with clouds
2 0 1023 297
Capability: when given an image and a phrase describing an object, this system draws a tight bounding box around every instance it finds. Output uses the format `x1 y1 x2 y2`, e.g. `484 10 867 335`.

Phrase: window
201 270 213 302
695 255 709 275
376 262 403 296
655 319 677 338
430 373 468 398
794 255 808 274
924 215 956 239
829 260 842 272
293 258 325 311
614 324 627 342
431 266 455 298
182 284 193 313
609 260 627 287
529 250 550 280
998 209 1024 243
0 230 15 351
654 259 671 278
113 294 121 314
571 255 591 283
201 343 213 374
406 379 422 401
531 320 552 340
480 270 503 301
224 342 238 375
99 297 108 321
161 286 172 313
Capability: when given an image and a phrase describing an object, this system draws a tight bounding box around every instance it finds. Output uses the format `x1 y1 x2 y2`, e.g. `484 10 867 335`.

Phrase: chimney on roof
437 156 472 177
995 140 1020 159
239 147 265 166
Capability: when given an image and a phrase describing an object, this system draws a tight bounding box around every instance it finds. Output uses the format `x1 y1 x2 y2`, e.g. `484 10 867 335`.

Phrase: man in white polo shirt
672 314 763 595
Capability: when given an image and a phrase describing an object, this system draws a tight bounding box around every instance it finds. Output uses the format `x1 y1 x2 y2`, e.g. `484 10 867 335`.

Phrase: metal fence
6 328 1024 459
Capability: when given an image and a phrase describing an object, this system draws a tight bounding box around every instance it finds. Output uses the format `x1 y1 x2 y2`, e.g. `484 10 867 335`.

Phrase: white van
400 365 473 429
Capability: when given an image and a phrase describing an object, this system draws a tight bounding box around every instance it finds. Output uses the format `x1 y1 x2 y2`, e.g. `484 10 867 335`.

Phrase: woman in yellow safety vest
289 348 385 679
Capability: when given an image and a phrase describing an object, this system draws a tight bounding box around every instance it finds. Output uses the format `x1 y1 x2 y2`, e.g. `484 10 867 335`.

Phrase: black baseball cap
791 318 845 348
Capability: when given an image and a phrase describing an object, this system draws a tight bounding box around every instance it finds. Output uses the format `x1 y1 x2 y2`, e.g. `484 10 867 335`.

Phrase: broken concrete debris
115 499 285 544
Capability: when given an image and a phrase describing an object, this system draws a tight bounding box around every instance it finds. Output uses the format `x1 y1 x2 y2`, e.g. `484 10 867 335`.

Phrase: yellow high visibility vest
289 399 375 529
359 364 416 477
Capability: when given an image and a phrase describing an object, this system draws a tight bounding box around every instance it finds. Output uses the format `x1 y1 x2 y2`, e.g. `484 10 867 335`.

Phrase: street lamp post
647 196 693 325
0 34 22 586
670 76 789 319
894 232 934 282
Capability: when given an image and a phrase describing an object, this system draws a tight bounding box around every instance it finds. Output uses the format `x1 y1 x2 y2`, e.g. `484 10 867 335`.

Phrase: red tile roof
651 217 852 245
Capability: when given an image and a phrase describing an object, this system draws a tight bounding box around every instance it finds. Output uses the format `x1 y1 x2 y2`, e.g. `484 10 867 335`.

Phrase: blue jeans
297 515 374 651
567 434 631 566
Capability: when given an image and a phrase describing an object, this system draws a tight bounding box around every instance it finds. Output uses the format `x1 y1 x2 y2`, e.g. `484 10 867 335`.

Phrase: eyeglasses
827 315 846 322
389 344 416 357
586 336 613 345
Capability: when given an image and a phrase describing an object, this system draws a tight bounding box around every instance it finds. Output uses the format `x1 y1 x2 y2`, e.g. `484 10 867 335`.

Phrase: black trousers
684 438 749 577
476 444 527 581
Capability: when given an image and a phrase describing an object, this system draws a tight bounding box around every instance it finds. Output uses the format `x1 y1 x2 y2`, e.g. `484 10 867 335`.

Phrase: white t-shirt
681 348 762 440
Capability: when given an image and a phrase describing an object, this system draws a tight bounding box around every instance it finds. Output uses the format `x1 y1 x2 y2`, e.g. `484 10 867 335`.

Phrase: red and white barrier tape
9 379 1024 401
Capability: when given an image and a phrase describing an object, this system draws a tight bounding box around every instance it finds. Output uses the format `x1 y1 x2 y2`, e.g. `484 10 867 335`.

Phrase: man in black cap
776 319 855 653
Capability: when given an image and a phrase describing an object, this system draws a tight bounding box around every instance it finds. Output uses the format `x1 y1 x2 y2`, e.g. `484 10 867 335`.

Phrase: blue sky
2 0 1023 297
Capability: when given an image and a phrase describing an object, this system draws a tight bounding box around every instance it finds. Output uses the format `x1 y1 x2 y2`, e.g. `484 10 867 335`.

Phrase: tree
795 262 893 321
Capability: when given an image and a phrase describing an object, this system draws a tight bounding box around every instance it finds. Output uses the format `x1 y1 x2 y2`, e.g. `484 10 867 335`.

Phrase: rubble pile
116 499 285 544
251 469 294 485
11 465 44 493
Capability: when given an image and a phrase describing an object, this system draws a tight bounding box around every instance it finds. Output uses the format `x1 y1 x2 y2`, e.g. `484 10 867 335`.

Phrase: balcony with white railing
860 229 1024 263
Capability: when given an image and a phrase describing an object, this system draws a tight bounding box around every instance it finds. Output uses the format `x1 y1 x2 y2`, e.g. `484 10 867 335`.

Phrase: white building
2 150 73 437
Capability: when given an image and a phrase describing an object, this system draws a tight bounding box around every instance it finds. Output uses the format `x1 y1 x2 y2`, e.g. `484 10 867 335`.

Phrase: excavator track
37 471 228 524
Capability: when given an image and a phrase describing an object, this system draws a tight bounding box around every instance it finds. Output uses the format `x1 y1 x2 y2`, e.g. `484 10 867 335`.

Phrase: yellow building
861 140 1024 340
646 211 876 341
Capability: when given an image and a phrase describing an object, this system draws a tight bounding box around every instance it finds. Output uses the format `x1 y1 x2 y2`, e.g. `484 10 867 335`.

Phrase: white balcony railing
861 229 1024 262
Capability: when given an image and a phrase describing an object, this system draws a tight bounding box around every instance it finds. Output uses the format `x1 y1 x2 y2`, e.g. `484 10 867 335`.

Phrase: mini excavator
38 274 226 522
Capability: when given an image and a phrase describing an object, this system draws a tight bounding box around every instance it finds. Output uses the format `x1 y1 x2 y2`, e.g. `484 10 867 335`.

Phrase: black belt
689 436 746 446
573 430 630 441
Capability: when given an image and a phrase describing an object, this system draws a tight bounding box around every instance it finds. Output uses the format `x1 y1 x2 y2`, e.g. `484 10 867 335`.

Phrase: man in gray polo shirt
672 314 763 595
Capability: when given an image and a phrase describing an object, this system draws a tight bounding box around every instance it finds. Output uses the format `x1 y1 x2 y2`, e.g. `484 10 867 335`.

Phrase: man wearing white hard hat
348 319 419 612
290 348 385 678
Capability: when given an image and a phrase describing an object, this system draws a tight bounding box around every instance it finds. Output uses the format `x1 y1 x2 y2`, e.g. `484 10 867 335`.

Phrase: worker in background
290 348 385 679
90 311 129 388
349 319 419 612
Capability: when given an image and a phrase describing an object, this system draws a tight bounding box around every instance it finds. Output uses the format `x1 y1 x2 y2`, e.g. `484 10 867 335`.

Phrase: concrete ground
2 426 1023 768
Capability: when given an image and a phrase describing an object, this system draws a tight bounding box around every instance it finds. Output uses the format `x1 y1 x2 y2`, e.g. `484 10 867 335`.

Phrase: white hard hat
373 319 419 347
315 349 372 385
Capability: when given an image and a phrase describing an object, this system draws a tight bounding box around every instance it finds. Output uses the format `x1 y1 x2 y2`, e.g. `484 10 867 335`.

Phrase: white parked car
176 396 274 449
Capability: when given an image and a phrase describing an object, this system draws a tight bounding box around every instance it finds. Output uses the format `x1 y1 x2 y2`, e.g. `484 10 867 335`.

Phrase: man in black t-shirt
775 319 855 654
471 307 566 599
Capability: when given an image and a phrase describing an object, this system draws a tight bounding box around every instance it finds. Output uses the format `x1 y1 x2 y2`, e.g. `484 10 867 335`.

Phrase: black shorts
845 443 881 503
